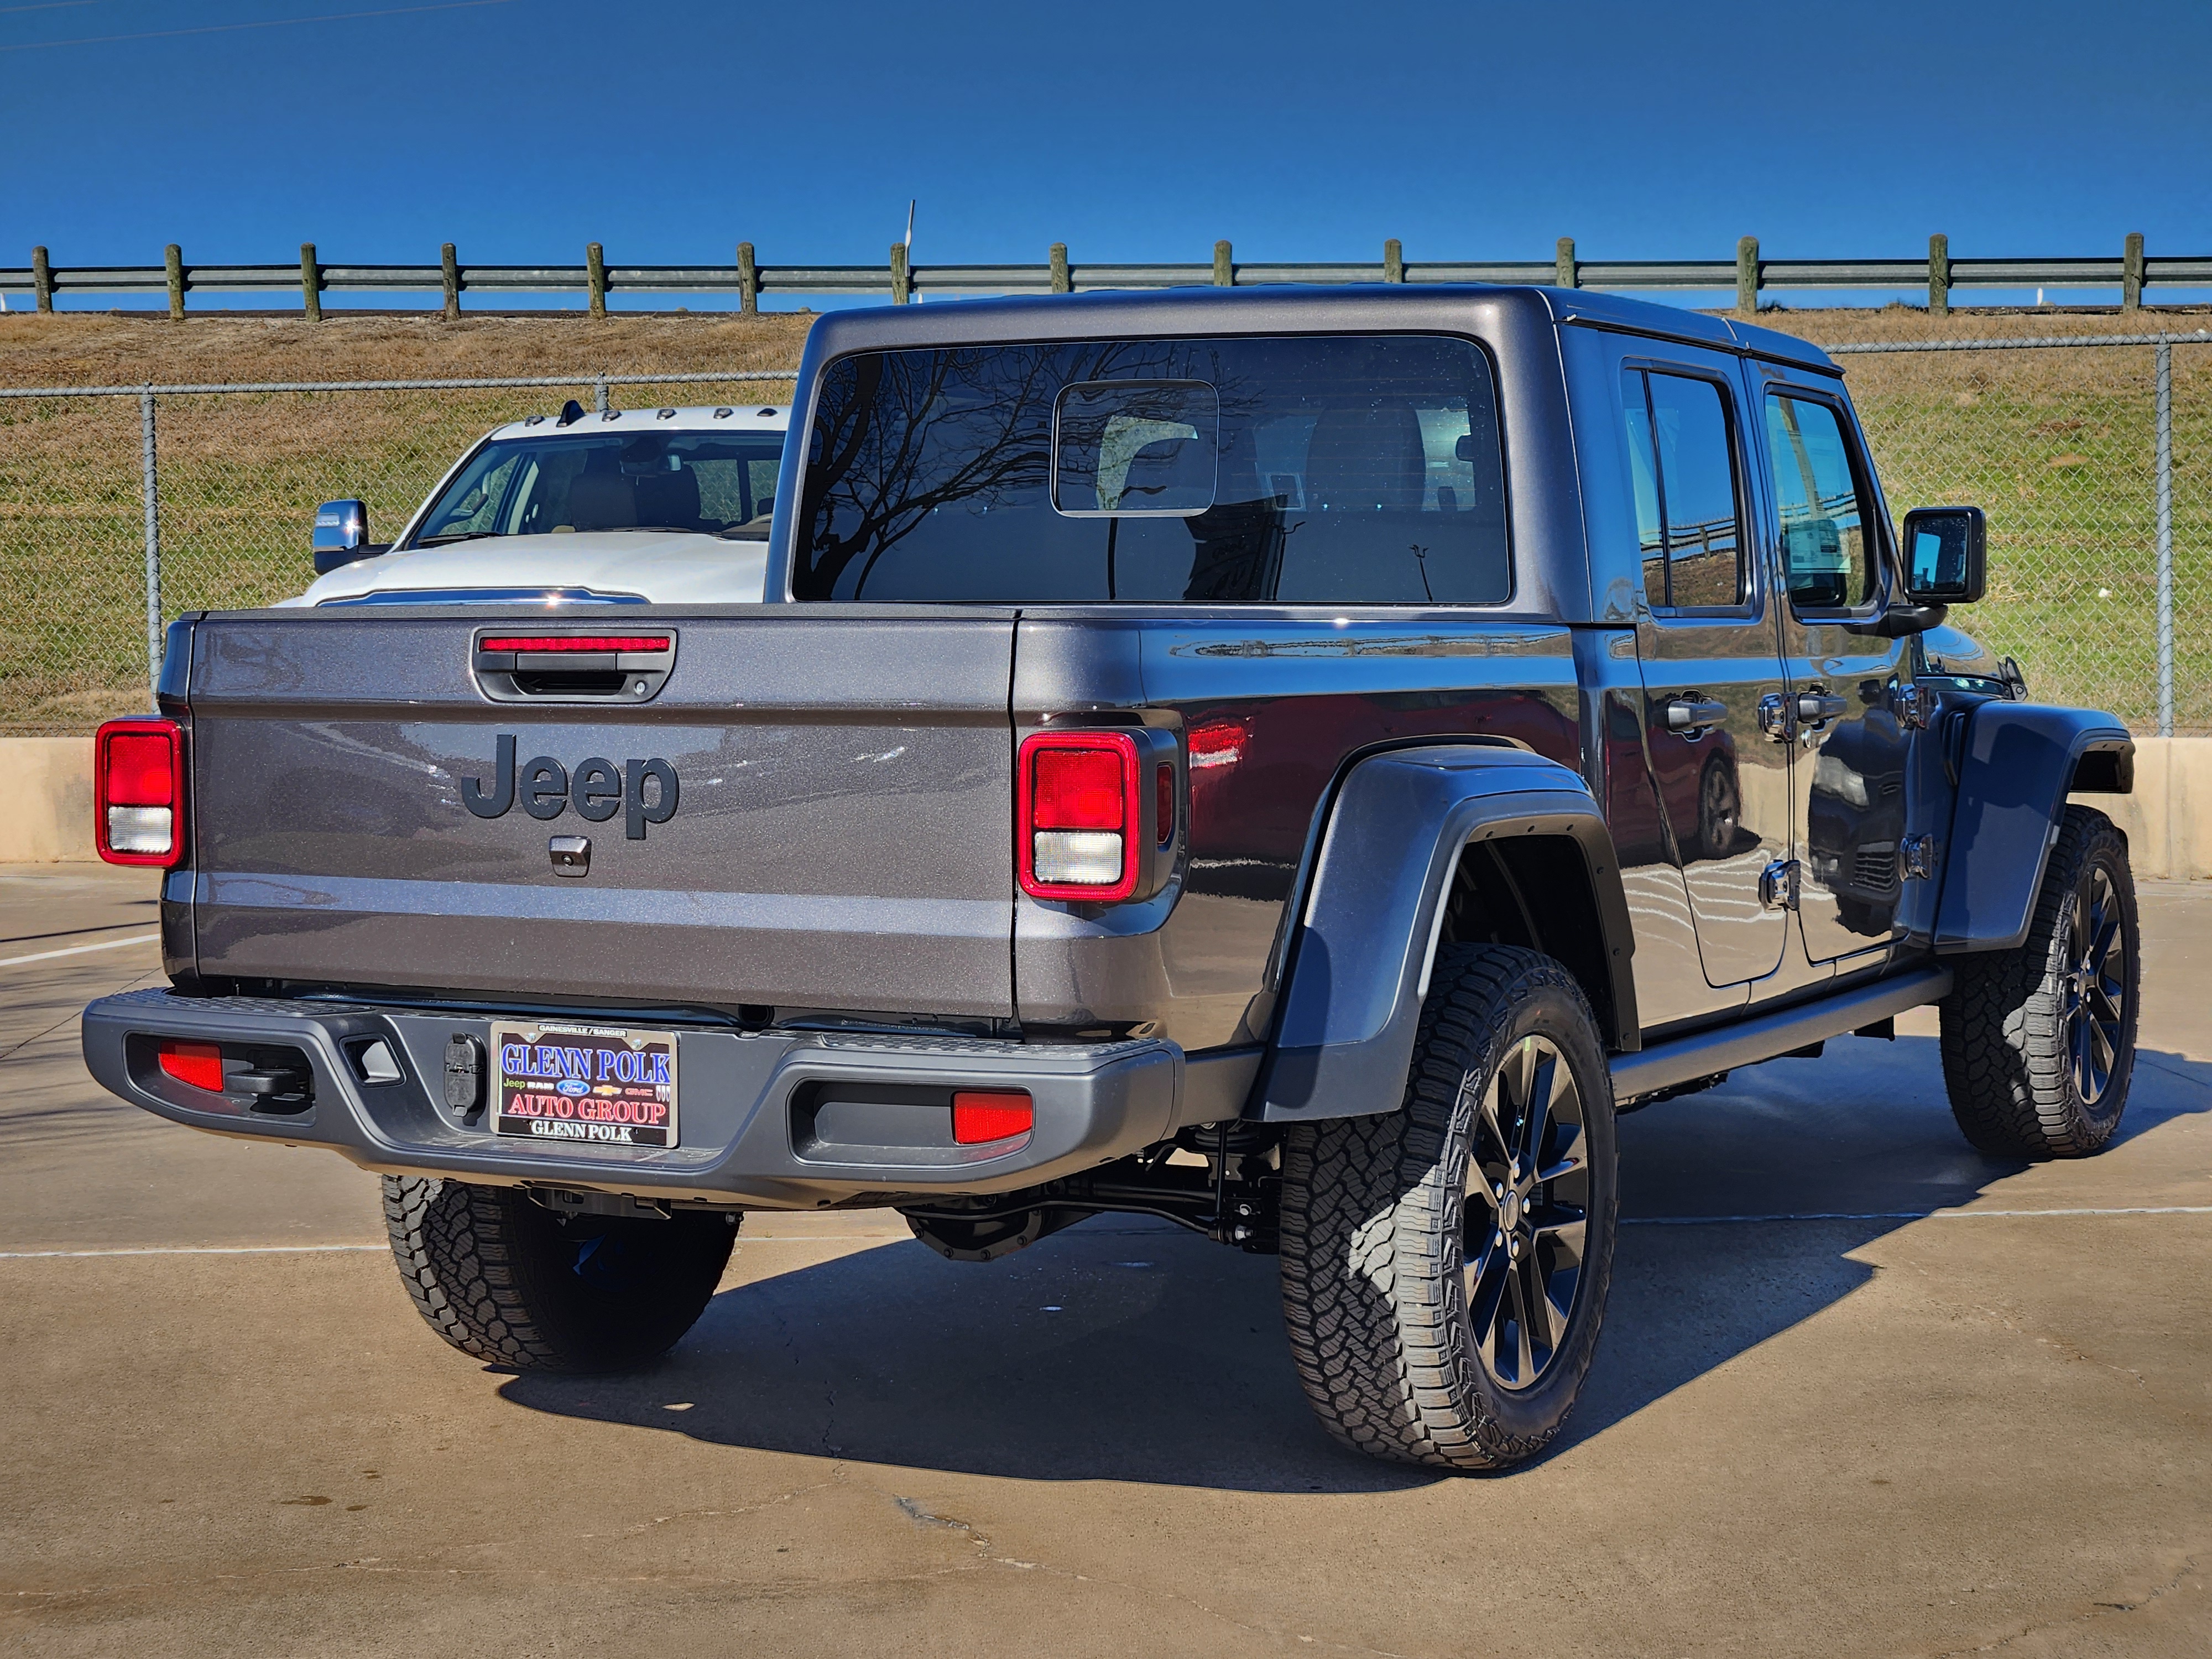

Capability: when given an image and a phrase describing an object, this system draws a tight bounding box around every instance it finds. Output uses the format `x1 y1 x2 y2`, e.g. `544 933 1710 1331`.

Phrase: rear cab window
794 336 1510 604
1619 367 1749 612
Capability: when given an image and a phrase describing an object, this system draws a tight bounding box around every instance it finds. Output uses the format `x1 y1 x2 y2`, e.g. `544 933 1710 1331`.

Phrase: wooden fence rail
4 234 2207 319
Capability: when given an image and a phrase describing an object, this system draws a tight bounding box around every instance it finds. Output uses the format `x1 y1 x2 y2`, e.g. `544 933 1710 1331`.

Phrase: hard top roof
486 403 789 441
796 284 1836 373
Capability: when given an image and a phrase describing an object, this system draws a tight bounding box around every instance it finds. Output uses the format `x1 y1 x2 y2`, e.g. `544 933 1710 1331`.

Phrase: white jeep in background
292 402 789 607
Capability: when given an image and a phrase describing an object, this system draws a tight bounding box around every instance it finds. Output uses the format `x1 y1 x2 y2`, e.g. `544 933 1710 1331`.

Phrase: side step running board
1610 966 1953 1102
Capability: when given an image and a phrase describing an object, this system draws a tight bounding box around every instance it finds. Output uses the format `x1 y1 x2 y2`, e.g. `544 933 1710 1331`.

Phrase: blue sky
4 0 2209 311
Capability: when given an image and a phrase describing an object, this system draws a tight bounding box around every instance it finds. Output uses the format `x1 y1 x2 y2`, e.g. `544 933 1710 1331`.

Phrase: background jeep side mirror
312 499 387 575
1901 505 1986 604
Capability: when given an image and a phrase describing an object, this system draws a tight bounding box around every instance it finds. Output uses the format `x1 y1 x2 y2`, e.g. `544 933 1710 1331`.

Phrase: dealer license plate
490 1022 679 1149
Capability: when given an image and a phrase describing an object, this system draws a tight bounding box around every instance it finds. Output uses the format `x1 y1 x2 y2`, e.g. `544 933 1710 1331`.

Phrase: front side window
410 430 785 548
1765 394 1876 610
1619 368 1746 610
796 335 1509 604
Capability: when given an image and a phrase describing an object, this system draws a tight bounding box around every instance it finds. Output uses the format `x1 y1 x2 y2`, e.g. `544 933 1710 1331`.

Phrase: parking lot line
0 932 160 969
1625 1204 2212 1224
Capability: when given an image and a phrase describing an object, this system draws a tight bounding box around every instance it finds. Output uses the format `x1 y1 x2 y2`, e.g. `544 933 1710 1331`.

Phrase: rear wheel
382 1177 737 1371
1279 945 1618 1470
1940 805 2138 1159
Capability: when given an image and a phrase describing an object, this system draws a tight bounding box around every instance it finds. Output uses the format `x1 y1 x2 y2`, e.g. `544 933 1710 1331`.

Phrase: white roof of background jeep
482 403 789 442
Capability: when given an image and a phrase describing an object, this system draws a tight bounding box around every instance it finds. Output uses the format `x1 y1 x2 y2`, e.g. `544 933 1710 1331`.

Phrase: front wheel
1940 805 2139 1159
383 1177 737 1371
1278 945 1619 1470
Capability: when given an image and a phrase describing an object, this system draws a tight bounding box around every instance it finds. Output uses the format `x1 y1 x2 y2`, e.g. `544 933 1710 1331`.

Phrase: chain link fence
1837 333 2209 735
0 372 792 733
0 341 2205 736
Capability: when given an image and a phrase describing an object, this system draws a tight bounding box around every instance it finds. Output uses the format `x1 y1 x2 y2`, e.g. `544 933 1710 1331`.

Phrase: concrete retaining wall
4 733 2209 876
0 738 97 862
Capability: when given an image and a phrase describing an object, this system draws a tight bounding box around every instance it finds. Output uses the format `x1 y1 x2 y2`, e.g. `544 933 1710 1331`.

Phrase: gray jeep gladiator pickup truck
82 285 2139 1471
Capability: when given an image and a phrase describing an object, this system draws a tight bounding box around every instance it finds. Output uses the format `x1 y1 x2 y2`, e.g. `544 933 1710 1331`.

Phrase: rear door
185 608 1018 1017
1621 353 1794 989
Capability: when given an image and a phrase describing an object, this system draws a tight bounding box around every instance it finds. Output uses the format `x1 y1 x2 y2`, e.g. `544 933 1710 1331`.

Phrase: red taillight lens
106 734 175 806
1018 731 1140 901
1032 747 1124 830
1155 763 1175 847
158 1040 224 1093
95 718 185 868
952 1089 1032 1145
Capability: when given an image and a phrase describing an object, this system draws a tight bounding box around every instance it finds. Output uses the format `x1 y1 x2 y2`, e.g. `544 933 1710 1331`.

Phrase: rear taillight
158 1040 224 1092
952 1089 1033 1145
95 717 185 868
1019 731 1140 900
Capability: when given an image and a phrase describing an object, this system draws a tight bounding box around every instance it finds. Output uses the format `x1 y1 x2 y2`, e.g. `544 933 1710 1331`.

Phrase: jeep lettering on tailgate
460 733 679 838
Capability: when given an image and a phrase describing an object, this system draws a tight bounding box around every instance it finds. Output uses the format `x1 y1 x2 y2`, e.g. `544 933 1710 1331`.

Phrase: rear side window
1765 394 1877 611
795 336 1508 603
1619 368 1746 610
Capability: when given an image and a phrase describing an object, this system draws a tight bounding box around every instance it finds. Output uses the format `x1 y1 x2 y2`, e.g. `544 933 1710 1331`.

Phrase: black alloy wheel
2061 863 2130 1107
1462 1034 1590 1390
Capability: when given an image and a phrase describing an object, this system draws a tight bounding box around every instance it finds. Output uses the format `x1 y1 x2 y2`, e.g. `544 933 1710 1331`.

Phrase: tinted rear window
795 335 1509 604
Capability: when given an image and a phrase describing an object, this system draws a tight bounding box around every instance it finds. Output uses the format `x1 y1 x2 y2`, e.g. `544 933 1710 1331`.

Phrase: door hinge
1758 691 1796 742
1891 682 1934 730
1759 858 1800 911
1901 833 1937 880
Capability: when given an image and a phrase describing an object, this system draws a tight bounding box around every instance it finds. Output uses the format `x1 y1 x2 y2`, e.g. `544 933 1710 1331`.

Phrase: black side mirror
1901 505 1986 604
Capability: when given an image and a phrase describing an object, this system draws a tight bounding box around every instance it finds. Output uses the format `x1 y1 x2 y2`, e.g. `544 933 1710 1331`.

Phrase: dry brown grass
0 310 813 388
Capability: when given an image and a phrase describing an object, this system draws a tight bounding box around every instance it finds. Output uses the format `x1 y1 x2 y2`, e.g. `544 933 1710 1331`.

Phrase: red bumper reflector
158 1040 224 1093
952 1089 1033 1145
478 635 671 654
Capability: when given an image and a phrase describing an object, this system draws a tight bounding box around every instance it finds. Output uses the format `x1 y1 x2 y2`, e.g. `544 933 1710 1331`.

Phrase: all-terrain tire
1278 945 1618 1471
382 1177 737 1371
1940 805 2139 1159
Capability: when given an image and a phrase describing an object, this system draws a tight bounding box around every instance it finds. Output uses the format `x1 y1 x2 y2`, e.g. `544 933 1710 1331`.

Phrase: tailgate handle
473 630 676 702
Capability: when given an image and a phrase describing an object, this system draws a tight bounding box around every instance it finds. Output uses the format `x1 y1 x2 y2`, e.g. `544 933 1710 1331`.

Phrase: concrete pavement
2 865 2206 1656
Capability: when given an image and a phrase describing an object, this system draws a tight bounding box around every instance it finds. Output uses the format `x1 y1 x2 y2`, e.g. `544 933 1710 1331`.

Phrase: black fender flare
1934 701 2133 954
1257 745 1636 1123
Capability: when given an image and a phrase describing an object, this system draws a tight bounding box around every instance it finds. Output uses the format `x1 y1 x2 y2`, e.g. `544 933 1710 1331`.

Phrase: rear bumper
81 989 1248 1209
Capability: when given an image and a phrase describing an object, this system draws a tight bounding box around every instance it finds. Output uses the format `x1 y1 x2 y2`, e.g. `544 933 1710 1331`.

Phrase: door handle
1664 696 1728 733
1795 690 1849 726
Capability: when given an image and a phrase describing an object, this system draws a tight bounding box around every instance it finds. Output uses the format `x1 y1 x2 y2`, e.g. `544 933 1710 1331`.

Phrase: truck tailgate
184 608 1017 1017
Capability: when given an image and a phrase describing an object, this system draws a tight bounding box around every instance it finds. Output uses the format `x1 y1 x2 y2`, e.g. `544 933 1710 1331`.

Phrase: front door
1757 378 1923 963
1624 356 1794 988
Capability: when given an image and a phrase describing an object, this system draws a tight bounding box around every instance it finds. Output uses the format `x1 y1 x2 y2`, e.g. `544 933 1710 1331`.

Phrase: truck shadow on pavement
499 1035 2210 1492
